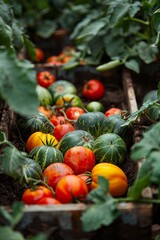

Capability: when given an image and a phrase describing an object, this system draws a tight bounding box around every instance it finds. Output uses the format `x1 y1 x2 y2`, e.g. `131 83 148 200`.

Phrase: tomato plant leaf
124 59 140 73
0 145 26 179
10 202 25 228
87 176 109 204
0 16 12 48
0 131 6 142
127 159 152 200
123 98 160 126
81 176 120 232
129 123 160 199
0 226 25 240
0 202 24 228
36 20 57 38
81 198 120 232
0 47 39 116
76 19 106 40
108 1 141 28
137 41 158 64
70 10 100 39
131 122 160 160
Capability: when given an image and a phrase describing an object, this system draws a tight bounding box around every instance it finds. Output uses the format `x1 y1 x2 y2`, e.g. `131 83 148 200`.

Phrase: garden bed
0 67 153 240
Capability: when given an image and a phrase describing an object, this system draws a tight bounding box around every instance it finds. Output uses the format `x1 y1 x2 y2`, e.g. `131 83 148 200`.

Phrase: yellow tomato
91 162 128 197
26 131 58 153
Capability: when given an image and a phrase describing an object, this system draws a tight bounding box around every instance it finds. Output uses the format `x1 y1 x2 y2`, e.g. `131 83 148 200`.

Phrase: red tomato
22 185 53 205
65 107 85 120
55 175 88 203
78 173 92 192
35 48 44 62
82 79 105 100
105 107 124 117
37 71 56 88
64 146 95 175
49 114 66 126
54 123 75 141
42 162 74 191
36 197 61 205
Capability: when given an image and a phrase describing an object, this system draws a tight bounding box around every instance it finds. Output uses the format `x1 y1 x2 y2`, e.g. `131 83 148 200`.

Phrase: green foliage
81 176 120 232
0 47 39 116
128 122 160 199
0 202 47 240
69 0 160 72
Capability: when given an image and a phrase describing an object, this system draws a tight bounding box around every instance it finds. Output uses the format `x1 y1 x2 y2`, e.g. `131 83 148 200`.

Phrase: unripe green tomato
86 101 105 112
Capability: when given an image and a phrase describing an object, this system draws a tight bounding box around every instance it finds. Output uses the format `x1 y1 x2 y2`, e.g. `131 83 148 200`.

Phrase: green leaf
0 226 24 240
0 17 12 48
0 202 24 228
0 145 26 179
123 98 160 126
0 47 39 116
150 151 160 184
81 198 120 232
11 21 24 52
87 176 110 204
71 10 100 39
10 202 25 228
0 131 6 142
62 58 80 70
137 41 158 64
127 159 152 200
0 207 13 226
124 59 140 73
153 8 160 32
131 122 160 161
104 31 126 58
76 19 106 40
81 176 120 232
36 20 57 38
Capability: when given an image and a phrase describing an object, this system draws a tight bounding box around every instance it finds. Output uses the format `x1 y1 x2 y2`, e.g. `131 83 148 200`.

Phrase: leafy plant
63 0 160 73
0 0 39 116
81 176 120 232
0 201 47 240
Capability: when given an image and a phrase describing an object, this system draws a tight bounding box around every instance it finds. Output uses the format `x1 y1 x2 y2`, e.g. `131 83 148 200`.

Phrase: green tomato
48 80 77 103
86 101 105 112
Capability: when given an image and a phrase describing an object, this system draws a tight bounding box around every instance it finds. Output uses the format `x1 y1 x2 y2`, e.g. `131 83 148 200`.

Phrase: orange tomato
26 131 58 153
46 56 63 66
38 106 52 118
35 48 44 62
91 163 128 197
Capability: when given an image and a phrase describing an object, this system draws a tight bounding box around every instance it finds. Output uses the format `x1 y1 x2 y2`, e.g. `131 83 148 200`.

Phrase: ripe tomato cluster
21 54 129 206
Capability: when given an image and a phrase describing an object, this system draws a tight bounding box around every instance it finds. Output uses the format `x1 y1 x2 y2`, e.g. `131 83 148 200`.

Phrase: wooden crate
0 68 153 240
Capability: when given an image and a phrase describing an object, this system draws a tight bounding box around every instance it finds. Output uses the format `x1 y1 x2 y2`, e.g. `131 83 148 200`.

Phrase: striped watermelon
29 145 63 171
93 133 127 165
101 114 134 147
75 112 107 139
21 158 42 184
58 130 94 155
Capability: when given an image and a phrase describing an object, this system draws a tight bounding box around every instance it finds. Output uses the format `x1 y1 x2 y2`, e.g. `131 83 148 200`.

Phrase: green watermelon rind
58 130 95 155
29 146 63 171
75 112 107 139
93 133 127 165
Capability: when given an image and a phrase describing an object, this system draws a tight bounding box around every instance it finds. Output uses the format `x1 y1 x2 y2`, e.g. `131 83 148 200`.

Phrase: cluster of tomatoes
21 49 128 206
35 46 82 67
